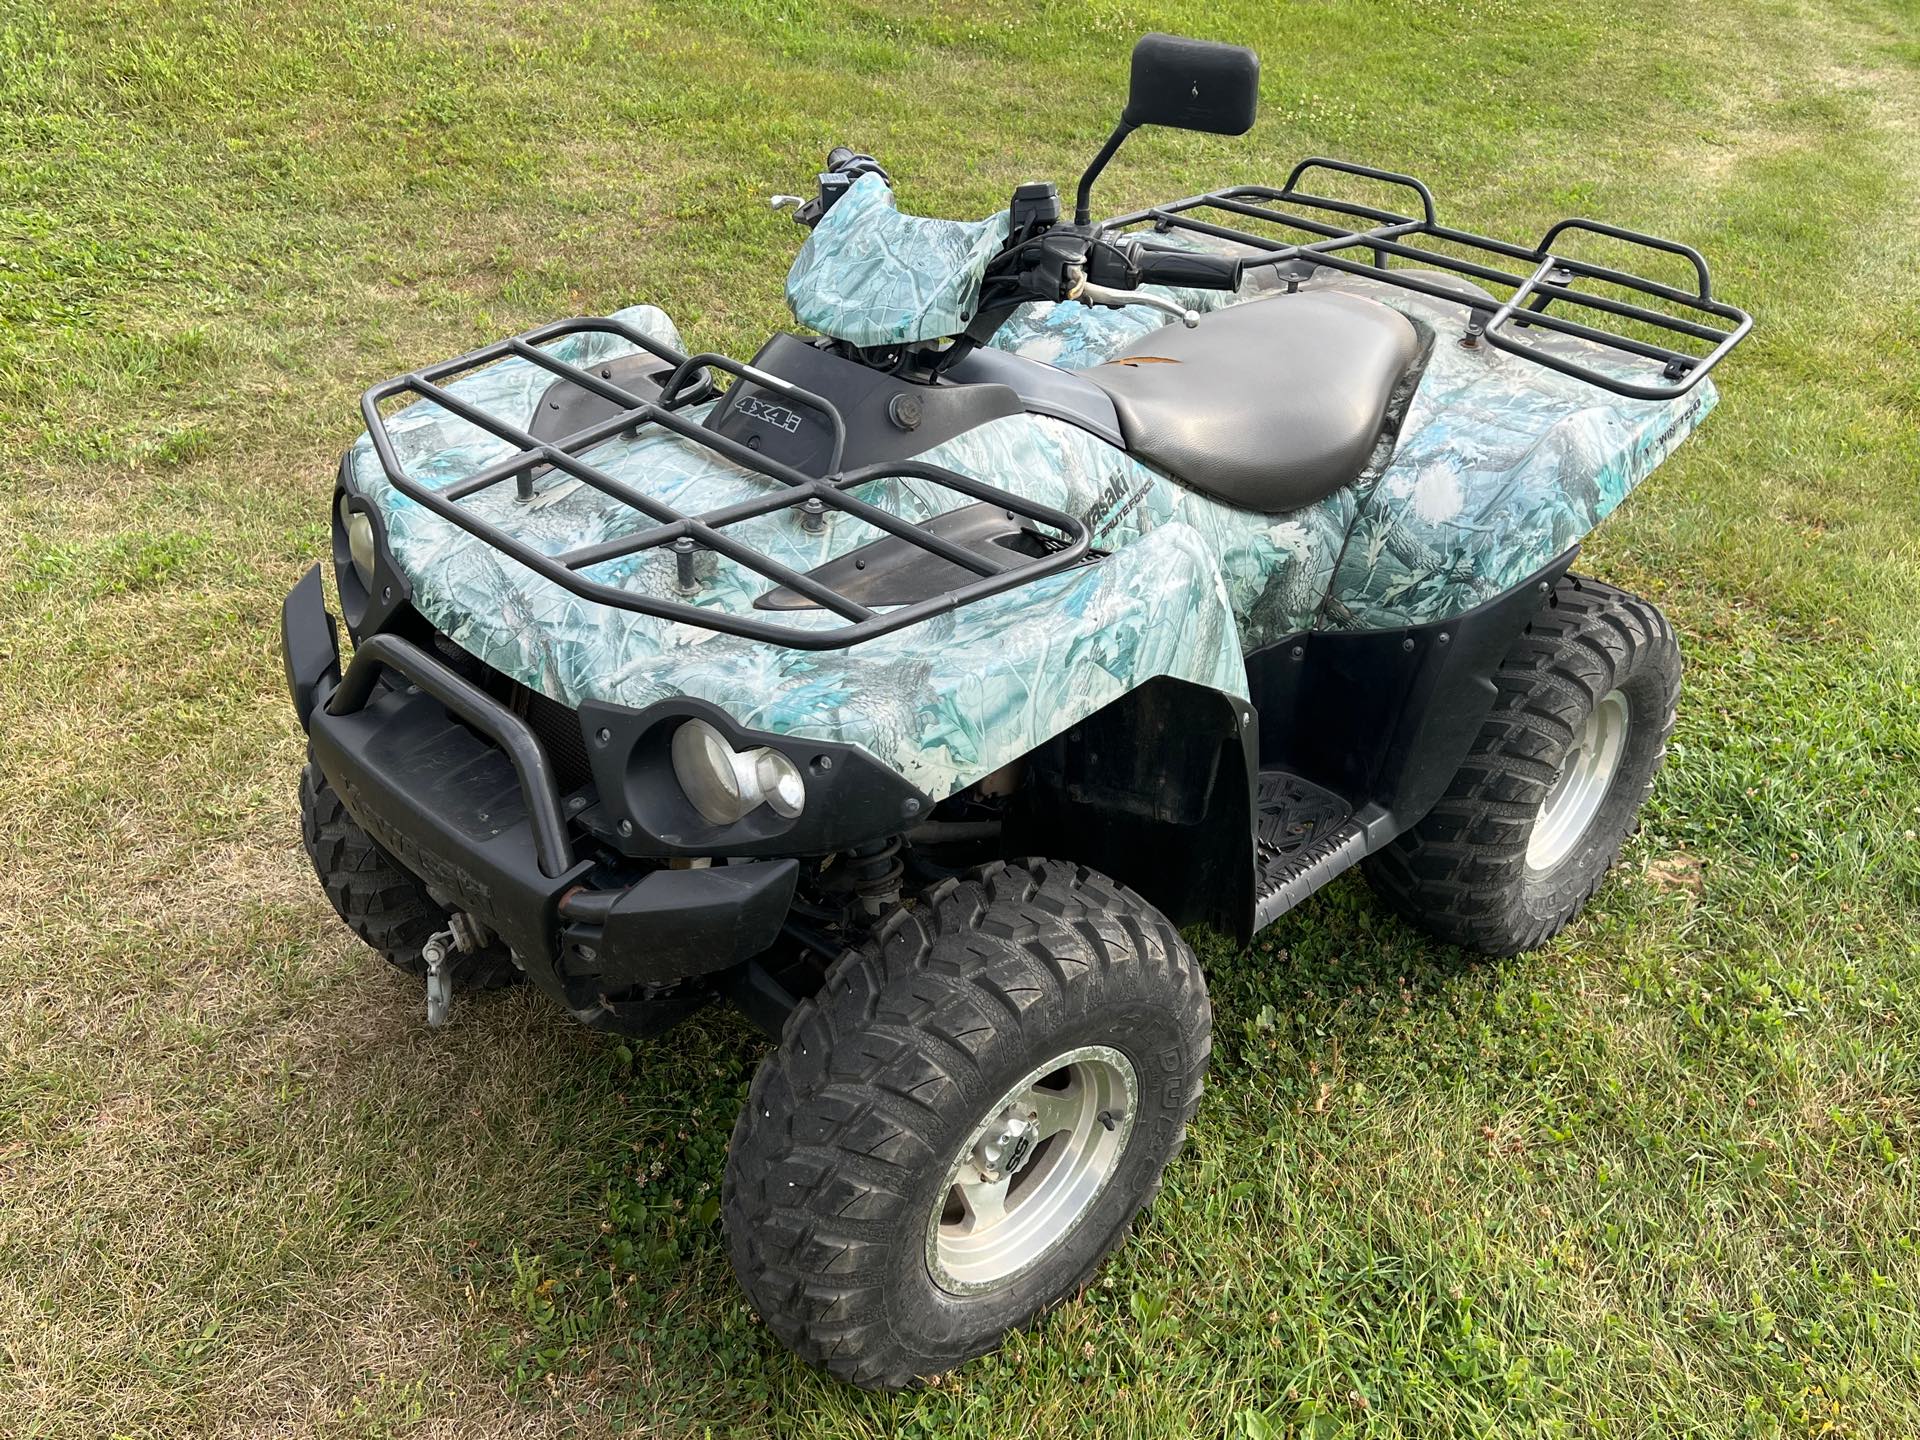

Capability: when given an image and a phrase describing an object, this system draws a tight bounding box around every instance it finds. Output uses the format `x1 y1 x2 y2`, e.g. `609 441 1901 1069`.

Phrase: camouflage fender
345 310 1259 800
632 522 1251 800
1320 326 1716 627
985 257 1718 631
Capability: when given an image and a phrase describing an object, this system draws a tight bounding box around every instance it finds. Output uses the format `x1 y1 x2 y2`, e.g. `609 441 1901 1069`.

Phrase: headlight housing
670 718 806 826
338 495 377 588
581 696 928 858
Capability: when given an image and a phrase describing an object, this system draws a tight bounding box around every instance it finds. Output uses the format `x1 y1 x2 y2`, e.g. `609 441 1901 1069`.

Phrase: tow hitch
419 913 488 1027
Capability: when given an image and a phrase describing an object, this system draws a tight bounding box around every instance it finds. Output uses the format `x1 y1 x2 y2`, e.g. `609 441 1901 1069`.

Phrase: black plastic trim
751 501 1079 612
327 633 577 878
281 563 341 732
1007 676 1257 940
941 345 1126 446
331 454 413 643
556 860 798 989
530 350 684 446
308 682 586 964
706 333 1025 474
576 695 929 860
1247 548 1580 837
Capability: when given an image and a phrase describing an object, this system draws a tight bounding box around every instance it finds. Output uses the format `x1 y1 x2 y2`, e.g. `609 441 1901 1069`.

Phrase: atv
282 34 1749 1388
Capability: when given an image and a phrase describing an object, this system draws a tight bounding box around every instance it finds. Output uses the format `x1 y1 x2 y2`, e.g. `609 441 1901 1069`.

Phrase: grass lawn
4 0 1920 1434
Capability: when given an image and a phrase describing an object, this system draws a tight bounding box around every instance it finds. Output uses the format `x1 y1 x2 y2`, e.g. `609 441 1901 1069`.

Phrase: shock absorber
846 835 904 918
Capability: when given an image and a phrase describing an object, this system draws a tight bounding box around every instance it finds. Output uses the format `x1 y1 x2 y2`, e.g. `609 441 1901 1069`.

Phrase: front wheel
1364 573 1682 956
723 859 1210 1390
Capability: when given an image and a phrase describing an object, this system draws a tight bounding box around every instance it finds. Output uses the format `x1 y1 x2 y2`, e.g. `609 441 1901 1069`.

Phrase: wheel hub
1528 688 1631 872
973 1109 1040 1181
926 1045 1138 1296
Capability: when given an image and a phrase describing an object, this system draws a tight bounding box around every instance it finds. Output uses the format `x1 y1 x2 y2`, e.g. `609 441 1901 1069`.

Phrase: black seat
1083 292 1420 512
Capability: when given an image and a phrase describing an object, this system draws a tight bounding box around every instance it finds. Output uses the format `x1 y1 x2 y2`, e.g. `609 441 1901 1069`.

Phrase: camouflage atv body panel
346 196 1714 800
346 307 1251 800
988 243 1716 628
785 173 1011 348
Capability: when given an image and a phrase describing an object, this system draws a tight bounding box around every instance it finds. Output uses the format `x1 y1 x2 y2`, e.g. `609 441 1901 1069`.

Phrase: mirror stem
1074 121 1136 227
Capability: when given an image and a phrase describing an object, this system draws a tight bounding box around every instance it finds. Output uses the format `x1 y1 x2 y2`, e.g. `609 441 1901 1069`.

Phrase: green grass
4 0 1919 1434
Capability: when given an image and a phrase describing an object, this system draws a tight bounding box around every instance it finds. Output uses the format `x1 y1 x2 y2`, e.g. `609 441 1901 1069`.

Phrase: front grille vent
515 685 595 794
427 630 594 794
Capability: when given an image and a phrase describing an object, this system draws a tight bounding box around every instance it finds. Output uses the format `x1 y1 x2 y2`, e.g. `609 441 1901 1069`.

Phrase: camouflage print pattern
347 194 1716 798
991 296 1204 370
919 415 1357 653
980 242 1716 628
785 173 1010 348
348 310 1255 800
1308 273 1716 627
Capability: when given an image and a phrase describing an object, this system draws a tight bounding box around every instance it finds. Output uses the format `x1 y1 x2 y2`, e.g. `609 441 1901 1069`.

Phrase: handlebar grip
1133 247 1244 292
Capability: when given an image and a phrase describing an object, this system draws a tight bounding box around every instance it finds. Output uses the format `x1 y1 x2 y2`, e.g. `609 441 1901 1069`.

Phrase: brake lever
771 193 825 228
1076 281 1199 328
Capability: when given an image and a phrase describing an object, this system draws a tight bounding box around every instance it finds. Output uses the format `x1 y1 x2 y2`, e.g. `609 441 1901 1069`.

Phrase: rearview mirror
1074 34 1261 225
1122 34 1260 136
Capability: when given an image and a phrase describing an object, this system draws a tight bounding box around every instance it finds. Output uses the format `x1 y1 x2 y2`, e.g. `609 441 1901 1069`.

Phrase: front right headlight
337 495 377 588
670 718 807 826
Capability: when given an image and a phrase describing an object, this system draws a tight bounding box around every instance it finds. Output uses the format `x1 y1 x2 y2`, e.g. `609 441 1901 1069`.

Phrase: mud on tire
1363 573 1682 957
723 858 1210 1390
299 760 520 989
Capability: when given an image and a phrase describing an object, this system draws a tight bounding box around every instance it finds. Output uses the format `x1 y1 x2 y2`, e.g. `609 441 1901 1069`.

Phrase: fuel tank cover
705 333 1021 475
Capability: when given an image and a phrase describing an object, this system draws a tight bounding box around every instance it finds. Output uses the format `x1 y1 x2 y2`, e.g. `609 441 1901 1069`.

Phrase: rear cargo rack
1107 157 1751 401
359 316 1091 650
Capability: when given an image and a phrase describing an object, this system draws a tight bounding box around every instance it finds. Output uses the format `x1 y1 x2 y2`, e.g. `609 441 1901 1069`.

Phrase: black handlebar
792 147 890 227
1131 245 1243 292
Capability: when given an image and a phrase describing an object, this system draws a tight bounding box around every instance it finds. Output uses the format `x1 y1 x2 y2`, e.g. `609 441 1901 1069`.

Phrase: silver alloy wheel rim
926 1045 1138 1296
1527 688 1631 871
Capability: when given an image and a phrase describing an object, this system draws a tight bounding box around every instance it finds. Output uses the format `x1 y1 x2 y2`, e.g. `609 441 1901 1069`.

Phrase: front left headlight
338 495 377 588
670 718 807 826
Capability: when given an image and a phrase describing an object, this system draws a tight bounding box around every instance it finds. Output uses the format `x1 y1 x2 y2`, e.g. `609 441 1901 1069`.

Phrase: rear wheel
1364 574 1681 956
723 859 1209 1389
299 760 519 989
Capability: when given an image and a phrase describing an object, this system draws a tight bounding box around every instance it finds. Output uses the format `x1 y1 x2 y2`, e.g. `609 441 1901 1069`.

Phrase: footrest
1252 770 1366 931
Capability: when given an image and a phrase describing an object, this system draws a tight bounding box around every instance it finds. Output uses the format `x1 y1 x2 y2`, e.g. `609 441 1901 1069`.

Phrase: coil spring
846 835 904 914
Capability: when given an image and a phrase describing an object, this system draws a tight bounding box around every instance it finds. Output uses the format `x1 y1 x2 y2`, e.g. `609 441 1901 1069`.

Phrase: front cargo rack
1107 157 1752 401
358 316 1092 650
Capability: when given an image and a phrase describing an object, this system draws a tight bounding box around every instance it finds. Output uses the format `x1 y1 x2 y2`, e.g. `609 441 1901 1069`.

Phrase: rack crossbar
1161 197 1736 348
355 322 1090 650
1107 157 1751 399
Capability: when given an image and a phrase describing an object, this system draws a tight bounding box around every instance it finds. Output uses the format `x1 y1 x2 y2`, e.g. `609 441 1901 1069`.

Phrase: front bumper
283 565 797 1021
